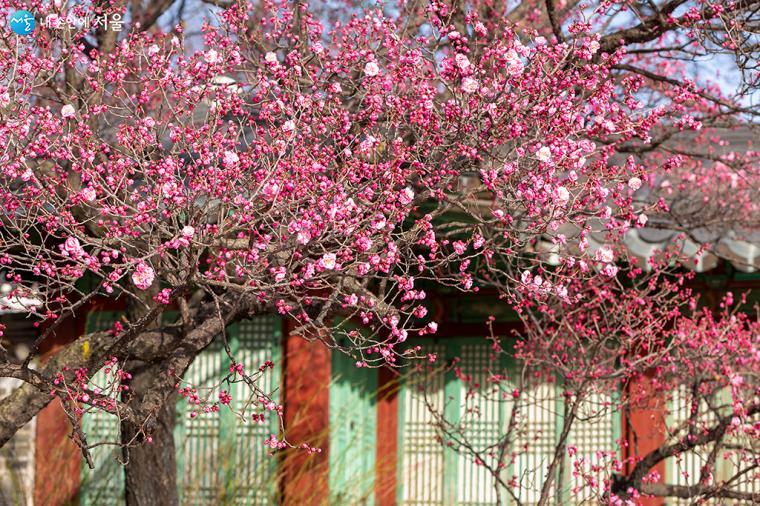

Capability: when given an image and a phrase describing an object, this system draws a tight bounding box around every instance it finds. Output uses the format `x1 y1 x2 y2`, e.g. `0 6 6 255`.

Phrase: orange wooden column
34 314 84 505
623 371 667 506
281 321 332 505
375 366 400 506
34 398 81 505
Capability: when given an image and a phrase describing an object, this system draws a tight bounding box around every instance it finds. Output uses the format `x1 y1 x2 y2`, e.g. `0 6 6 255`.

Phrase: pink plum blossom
131 262 155 290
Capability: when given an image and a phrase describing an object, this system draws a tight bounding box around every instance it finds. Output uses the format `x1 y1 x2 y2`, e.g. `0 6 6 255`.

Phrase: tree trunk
122 359 179 506
121 289 179 506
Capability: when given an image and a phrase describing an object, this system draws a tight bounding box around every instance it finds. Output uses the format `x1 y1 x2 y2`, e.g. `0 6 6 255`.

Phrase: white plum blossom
181 226 195 238
320 252 337 270
505 49 525 75
596 245 615 263
282 120 296 133
399 187 415 205
81 187 97 202
536 146 552 162
265 52 278 63
371 214 387 230
204 49 220 64
455 53 471 71
223 150 239 166
628 177 642 191
297 230 311 245
461 77 479 94
637 214 649 227
555 186 570 204
364 61 380 77
61 104 76 118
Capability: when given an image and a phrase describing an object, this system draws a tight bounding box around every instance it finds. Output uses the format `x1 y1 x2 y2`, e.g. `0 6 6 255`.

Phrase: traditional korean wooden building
1 238 758 505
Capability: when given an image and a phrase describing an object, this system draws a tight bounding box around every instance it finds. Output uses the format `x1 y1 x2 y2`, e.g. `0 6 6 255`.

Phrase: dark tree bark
121 290 180 506
122 359 179 506
114 292 250 505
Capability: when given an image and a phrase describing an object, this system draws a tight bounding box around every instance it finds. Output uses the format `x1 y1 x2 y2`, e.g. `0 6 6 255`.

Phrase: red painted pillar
624 372 667 506
375 366 399 506
281 321 332 505
34 314 85 505
34 398 81 505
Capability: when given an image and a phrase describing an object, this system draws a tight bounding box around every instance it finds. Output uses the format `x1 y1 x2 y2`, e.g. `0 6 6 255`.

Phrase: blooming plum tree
0 0 757 504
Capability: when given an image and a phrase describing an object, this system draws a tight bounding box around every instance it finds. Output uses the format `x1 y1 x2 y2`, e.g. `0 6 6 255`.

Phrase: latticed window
665 386 760 506
80 313 282 505
399 343 447 505
329 344 378 505
0 377 36 506
1 313 38 506
397 338 620 506
78 310 125 505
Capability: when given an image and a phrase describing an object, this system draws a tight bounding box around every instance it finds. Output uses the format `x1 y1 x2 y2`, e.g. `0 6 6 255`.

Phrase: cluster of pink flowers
0 0 757 492
51 357 128 416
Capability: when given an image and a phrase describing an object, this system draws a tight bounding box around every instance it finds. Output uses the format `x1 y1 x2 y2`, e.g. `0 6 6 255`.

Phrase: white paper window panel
513 382 557 506
80 314 125 506
230 319 280 504
400 344 446 505
666 386 759 506
180 342 225 504
399 341 619 506
181 318 279 505
81 314 280 506
457 343 507 506
0 377 35 506
566 391 617 504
